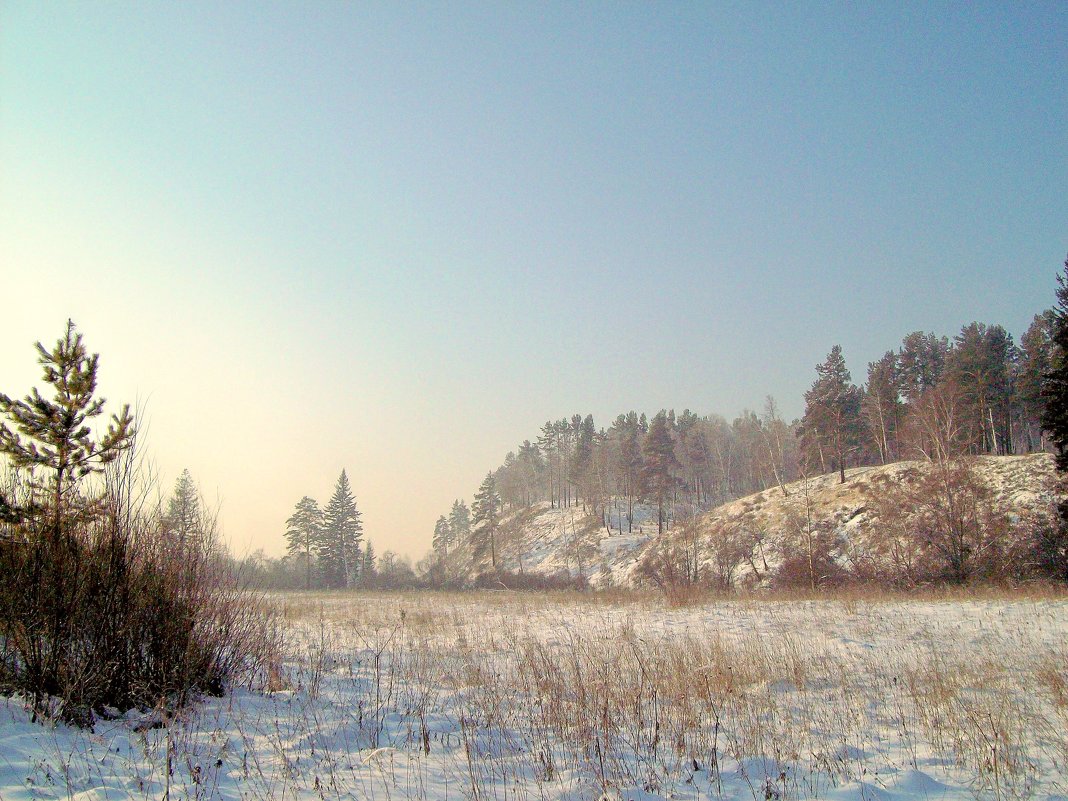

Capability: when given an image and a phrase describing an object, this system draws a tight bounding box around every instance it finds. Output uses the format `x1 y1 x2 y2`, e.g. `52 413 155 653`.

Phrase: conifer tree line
800 317 1052 480
433 300 1056 552
283 470 371 589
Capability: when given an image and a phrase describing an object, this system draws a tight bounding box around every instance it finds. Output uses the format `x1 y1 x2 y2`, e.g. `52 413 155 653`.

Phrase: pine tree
0 320 135 536
319 470 363 588
945 322 1016 454
680 424 712 506
1043 256 1068 471
897 332 950 403
0 322 135 717
615 412 644 533
285 496 322 590
516 440 542 506
800 345 861 483
537 422 558 507
472 473 502 570
1018 312 1054 451
432 515 451 557
642 410 680 535
448 499 470 544
572 414 596 508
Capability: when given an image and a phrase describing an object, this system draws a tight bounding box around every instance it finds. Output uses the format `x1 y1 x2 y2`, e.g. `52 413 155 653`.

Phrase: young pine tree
0 320 135 536
0 321 135 718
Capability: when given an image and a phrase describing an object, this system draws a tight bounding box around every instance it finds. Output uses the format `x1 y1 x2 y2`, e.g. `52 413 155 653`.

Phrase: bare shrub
0 446 279 724
705 517 757 589
634 540 706 604
862 468 930 587
773 475 848 590
863 458 1030 585
470 570 589 591
774 513 847 590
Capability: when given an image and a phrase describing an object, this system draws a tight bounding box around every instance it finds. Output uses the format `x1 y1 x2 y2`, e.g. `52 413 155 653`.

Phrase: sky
1 2 1065 560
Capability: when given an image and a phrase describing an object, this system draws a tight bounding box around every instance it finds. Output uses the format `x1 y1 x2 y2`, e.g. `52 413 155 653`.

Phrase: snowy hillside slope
441 501 661 586
447 453 1059 588
637 452 1060 586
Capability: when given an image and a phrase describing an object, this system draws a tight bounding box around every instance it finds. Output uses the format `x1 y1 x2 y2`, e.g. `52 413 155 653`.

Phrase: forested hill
430 453 1060 589
425 314 1060 589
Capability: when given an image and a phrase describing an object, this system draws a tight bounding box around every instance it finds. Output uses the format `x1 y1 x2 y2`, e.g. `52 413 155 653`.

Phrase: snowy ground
1 591 1066 801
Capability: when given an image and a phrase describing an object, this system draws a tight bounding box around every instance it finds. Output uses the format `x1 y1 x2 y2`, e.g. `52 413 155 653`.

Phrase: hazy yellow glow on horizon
0 152 499 562
3 3 1062 564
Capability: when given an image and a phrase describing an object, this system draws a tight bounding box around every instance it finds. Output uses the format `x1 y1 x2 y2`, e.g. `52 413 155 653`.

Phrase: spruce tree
285 496 322 590
361 541 377 587
319 470 363 588
166 469 202 545
1031 257 1068 581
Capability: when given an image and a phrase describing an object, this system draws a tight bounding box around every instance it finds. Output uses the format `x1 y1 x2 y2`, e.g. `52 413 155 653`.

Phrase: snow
446 502 659 586
2 593 1066 801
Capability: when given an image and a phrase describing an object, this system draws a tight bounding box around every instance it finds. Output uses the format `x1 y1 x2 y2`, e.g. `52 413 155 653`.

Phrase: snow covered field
2 591 1066 801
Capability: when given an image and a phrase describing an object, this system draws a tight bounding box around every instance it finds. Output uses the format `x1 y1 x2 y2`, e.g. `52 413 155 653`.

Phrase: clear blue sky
2 2 1065 558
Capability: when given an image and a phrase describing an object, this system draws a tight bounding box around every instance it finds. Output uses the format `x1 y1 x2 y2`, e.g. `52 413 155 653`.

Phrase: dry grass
10 589 1066 801
257 590 1068 800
